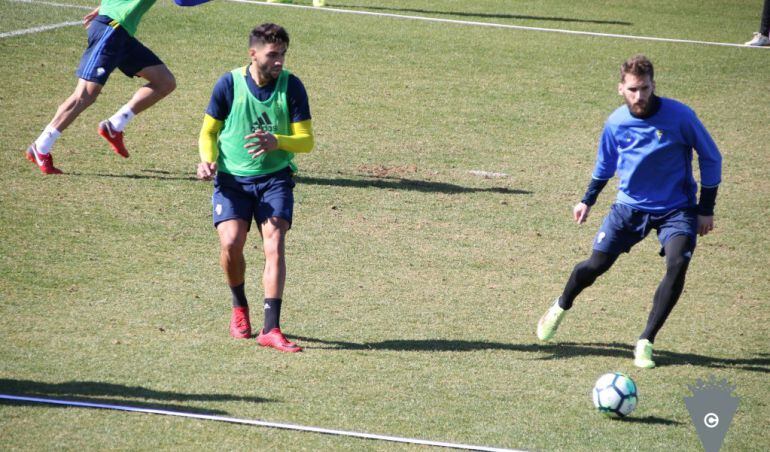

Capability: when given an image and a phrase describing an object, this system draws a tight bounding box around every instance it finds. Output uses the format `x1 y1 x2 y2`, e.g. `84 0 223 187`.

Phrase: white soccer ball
592 372 638 418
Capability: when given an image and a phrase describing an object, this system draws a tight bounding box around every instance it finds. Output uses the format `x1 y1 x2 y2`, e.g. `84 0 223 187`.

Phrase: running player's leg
100 40 175 157
217 219 249 293
538 204 646 341
559 250 618 310
256 216 301 352
49 79 103 132
536 250 618 341
260 216 289 330
254 169 301 352
217 218 252 339
636 208 697 368
128 63 176 115
640 235 692 343
213 173 257 339
635 235 691 368
26 17 118 173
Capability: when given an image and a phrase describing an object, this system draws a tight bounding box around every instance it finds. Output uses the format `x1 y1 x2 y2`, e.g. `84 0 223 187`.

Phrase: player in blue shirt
536 55 722 368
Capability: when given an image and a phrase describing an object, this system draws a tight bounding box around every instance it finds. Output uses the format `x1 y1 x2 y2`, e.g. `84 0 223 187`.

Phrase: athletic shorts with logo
593 203 698 256
212 167 295 229
76 15 163 86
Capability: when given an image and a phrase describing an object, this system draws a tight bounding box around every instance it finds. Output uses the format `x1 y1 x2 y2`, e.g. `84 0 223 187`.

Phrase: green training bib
217 67 295 177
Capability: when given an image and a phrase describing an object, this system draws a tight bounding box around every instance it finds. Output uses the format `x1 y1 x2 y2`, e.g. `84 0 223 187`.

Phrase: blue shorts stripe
83 26 115 78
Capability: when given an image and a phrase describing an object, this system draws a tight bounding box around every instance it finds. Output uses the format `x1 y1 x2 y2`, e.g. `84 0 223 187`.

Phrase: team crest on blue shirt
656 129 664 140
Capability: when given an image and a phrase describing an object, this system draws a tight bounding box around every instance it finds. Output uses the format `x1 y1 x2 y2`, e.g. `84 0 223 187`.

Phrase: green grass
1 0 768 450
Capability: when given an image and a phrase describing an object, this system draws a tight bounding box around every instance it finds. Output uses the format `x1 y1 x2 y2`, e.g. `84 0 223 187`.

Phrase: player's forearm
698 185 719 216
198 114 223 163
581 177 610 206
275 119 314 153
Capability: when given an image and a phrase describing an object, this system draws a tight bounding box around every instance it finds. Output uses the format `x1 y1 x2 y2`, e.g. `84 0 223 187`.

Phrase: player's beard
628 101 649 116
256 61 282 84
626 95 657 118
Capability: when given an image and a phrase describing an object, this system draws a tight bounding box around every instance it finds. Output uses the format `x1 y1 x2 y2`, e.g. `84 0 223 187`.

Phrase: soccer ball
592 372 638 418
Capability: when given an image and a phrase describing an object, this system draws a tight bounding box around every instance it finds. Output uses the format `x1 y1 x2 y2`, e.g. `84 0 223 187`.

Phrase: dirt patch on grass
357 164 418 178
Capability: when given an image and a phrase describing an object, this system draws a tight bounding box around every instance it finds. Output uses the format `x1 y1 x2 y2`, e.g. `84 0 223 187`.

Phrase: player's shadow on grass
344 4 632 26
68 169 198 181
295 175 531 195
67 172 529 194
620 415 683 425
537 342 770 374
292 337 769 374
0 378 273 414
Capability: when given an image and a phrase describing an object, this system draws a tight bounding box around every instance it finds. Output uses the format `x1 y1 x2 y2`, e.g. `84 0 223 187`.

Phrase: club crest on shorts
596 231 606 243
215 204 223 215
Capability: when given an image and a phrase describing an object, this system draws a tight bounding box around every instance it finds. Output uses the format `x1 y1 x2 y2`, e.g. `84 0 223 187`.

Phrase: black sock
263 298 282 332
230 283 248 308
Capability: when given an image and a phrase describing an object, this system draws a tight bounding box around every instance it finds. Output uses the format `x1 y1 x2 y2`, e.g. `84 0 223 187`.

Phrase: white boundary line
0 0 91 39
0 394 525 451
4 0 766 49
8 0 91 9
226 0 767 49
0 21 81 38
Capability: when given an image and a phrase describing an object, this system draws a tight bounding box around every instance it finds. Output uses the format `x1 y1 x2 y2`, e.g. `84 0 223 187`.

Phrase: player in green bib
216 67 295 176
197 23 315 353
25 0 178 174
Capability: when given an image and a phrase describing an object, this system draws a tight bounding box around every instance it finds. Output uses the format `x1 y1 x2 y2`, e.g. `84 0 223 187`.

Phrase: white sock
34 125 61 155
108 104 135 132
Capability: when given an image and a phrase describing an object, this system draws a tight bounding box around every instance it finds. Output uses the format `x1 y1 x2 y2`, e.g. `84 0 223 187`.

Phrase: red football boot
230 307 252 339
25 144 63 174
98 120 130 158
257 328 302 353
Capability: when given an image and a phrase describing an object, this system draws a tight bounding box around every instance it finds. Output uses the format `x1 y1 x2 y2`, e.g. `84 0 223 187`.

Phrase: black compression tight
558 235 692 343
639 235 692 342
559 250 618 310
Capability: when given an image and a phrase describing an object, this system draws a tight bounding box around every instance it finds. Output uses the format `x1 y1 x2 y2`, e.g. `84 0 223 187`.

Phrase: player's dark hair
620 55 654 82
249 23 290 48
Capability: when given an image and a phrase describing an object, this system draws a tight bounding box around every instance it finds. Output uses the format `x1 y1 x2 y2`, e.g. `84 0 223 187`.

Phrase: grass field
1 0 768 450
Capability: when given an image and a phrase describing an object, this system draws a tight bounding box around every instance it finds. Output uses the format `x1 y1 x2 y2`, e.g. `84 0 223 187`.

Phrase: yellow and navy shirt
205 68 311 124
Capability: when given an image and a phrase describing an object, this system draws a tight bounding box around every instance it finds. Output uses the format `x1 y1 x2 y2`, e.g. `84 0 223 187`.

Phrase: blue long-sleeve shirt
592 97 722 213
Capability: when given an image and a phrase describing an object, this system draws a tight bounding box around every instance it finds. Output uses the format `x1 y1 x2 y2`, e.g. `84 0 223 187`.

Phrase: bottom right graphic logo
684 376 740 452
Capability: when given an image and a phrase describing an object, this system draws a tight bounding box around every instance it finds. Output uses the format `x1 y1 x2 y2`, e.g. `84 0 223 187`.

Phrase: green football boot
634 339 656 368
537 299 566 341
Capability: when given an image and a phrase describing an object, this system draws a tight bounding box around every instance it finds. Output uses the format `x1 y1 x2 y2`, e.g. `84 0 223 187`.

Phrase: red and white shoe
230 307 252 339
25 143 63 174
257 328 302 353
98 120 129 158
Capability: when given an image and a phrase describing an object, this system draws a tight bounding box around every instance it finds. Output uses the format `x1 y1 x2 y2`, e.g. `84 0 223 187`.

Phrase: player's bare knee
160 73 176 96
219 234 246 256
153 70 176 97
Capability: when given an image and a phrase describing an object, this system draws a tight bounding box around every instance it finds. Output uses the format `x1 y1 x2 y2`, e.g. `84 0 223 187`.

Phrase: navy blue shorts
76 16 163 85
212 168 295 229
593 203 698 256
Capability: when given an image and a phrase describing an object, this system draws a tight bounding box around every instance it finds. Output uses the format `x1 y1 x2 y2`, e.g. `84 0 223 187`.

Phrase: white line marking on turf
8 0 92 9
469 170 508 178
227 0 767 49
0 394 525 451
0 0 91 39
0 21 81 38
